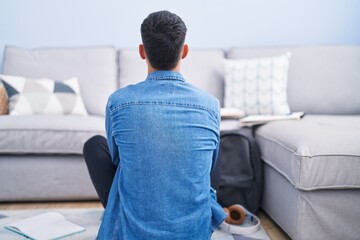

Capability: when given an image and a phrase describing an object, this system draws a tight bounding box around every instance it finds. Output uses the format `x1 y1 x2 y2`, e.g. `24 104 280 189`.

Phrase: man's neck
147 65 180 74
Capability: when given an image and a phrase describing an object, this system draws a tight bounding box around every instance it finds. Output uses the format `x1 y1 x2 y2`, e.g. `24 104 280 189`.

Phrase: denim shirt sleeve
210 106 226 230
211 134 220 172
105 99 120 165
211 104 221 172
210 143 227 231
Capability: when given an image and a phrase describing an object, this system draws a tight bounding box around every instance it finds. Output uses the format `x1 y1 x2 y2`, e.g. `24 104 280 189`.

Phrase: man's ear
181 44 189 59
139 44 146 60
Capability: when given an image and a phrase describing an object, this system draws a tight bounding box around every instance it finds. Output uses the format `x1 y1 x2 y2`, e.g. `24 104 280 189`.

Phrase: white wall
1 0 360 68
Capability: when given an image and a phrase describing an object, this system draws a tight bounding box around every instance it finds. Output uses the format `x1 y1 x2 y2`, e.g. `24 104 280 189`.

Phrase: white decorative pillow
0 74 88 116
223 53 291 115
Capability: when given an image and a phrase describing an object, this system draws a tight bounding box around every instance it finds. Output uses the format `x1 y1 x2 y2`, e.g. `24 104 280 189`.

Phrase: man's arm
210 130 227 230
105 100 120 165
211 106 221 172
211 139 220 174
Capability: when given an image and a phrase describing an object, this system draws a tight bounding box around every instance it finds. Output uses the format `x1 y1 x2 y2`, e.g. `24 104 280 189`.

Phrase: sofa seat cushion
0 115 105 154
255 115 360 190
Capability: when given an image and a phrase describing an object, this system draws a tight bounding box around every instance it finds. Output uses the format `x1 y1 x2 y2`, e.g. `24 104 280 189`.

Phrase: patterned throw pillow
0 74 88 116
0 82 9 115
223 53 291 115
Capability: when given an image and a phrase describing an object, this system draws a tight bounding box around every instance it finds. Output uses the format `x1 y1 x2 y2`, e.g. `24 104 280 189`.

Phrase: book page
239 112 305 125
221 108 245 119
5 212 85 240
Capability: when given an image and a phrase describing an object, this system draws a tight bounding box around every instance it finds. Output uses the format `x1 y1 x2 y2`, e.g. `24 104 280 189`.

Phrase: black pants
83 135 116 208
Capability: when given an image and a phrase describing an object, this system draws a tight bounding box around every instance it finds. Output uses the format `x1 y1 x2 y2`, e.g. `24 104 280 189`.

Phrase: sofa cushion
2 46 117 116
223 53 291 115
118 49 225 105
0 115 105 154
228 46 360 115
0 75 88 116
255 115 360 190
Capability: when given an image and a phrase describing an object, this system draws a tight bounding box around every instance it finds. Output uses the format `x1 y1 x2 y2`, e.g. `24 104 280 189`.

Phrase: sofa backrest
228 46 360 115
118 49 225 106
3 45 359 116
2 46 117 116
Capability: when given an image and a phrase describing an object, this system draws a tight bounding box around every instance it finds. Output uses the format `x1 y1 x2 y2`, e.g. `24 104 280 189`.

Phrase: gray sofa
1 45 359 240
227 46 360 240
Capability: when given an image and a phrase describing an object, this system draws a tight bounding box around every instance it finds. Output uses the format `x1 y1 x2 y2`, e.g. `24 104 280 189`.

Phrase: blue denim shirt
98 70 226 239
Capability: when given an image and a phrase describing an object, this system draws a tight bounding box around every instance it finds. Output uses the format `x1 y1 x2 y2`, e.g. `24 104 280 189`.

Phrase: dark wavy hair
141 11 187 70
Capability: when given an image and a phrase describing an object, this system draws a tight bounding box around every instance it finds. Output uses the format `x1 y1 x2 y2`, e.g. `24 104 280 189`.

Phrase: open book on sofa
240 112 305 125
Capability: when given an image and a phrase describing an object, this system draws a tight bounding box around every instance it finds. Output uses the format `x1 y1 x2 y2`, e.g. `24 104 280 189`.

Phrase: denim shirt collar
146 70 185 82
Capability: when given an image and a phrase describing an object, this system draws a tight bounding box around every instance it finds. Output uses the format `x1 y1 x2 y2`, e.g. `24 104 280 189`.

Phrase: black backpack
211 127 263 214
